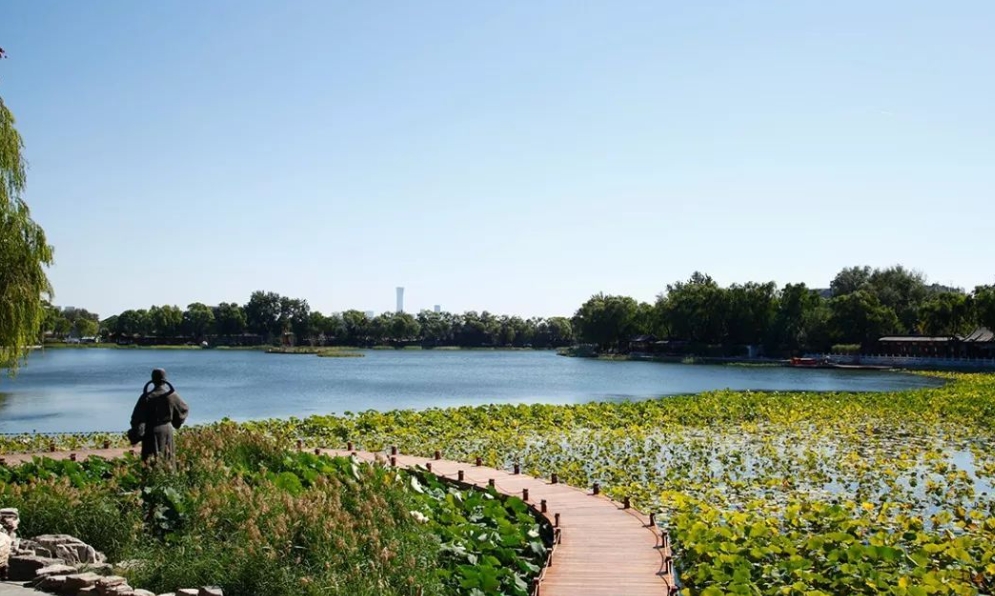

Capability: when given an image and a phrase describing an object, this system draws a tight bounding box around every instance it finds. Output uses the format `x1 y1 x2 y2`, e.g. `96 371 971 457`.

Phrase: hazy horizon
3 2 992 318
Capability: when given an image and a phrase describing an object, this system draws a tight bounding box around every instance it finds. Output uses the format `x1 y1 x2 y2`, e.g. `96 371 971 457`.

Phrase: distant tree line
42 266 995 354
572 266 995 355
63 291 575 349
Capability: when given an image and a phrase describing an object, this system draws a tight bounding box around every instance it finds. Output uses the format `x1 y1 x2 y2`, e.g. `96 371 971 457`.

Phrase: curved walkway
2 447 676 595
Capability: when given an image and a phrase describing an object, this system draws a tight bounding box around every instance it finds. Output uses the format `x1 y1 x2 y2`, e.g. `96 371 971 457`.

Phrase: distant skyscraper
364 310 375 319
434 305 441 313
396 287 405 313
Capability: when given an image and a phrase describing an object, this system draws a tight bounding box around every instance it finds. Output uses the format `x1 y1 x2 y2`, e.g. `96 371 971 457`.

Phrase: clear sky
2 1 992 318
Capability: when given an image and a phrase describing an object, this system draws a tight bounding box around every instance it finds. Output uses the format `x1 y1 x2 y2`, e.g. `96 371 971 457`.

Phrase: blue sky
2 1 992 318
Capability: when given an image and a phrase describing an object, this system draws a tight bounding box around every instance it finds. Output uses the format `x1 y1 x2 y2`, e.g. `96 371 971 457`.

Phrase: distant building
434 305 441 313
364 310 375 319
396 287 405 313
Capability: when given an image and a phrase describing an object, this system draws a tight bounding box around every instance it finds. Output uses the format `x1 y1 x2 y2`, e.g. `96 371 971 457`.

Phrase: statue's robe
130 385 189 460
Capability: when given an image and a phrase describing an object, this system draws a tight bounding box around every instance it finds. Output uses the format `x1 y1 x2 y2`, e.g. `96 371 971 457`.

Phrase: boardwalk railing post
391 445 398 456
426 462 432 472
390 456 397 467
103 439 110 450
49 442 56 453
623 496 631 509
314 448 321 455
475 456 482 467
458 470 464 482
592 482 600 495
513 463 520 475
649 512 656 527
554 513 560 527
540 499 547 513
347 441 353 451
488 478 495 488
434 450 441 460
70 453 77 462
522 488 529 501
551 473 558 484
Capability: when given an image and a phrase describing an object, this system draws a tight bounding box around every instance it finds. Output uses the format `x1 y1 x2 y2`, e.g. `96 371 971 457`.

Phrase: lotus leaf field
2 372 994 594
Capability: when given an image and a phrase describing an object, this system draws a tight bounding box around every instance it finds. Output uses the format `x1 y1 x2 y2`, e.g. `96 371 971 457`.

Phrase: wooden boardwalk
2 447 676 595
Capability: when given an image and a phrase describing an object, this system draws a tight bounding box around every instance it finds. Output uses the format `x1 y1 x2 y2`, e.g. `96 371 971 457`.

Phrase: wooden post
391 445 398 456
554 513 560 527
0 458 6 466
513 463 520 475
649 512 656 527
314 448 321 455
426 462 432 472
70 453 77 462
551 473 558 484
623 496 631 509
434 450 441 460
475 456 482 467
128 449 135 456
488 478 495 488
49 442 56 452
522 488 529 501
662 531 670 549
458 470 464 481
390 456 397 467
102 439 110 450
347 441 353 451
540 499 547 513
592 482 600 495
531 578 540 596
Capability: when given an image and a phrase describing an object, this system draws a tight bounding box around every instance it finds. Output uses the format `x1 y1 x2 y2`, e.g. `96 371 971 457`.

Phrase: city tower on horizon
396 287 404 313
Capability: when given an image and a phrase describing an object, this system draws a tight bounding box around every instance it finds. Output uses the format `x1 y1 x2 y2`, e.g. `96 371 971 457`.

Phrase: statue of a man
129 368 189 461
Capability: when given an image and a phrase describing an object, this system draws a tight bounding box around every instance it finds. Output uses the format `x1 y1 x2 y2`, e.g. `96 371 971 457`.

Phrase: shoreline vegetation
34 266 995 364
2 373 994 594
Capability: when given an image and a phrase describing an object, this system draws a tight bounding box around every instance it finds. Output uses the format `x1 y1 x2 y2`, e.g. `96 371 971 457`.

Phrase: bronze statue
129 368 189 460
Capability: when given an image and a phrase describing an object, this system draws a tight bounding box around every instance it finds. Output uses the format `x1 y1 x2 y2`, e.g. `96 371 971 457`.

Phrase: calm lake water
0 349 942 434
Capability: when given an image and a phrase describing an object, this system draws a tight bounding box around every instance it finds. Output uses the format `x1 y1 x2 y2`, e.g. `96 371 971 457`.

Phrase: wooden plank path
2 447 676 595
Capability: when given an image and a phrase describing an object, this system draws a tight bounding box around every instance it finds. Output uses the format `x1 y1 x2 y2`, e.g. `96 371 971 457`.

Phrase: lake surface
0 349 942 434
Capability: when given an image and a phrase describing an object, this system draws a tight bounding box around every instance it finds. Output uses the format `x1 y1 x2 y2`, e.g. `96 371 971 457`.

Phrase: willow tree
1 77 54 373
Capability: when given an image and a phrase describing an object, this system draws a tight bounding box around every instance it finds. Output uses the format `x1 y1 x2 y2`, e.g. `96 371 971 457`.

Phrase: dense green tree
573 294 645 352
663 272 727 344
214 302 247 335
418 311 453 346
341 310 371 345
279 297 311 340
0 81 54 372
830 266 872 297
245 291 282 338
724 282 778 347
918 292 973 336
866 266 928 332
770 283 824 352
74 318 99 338
149 304 183 336
183 303 216 338
974 285 995 331
828 290 900 346
115 309 151 336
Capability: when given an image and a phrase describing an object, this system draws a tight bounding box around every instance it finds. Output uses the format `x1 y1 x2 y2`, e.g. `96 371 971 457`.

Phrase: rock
132 591 156 596
16 538 52 557
66 571 104 591
102 586 135 596
156 593 176 596
0 508 20 535
77 588 99 595
35 573 69 592
34 562 77 578
0 531 11 571
77 562 114 575
8 554 63 581
198 589 223 596
30 535 106 566
95 575 127 588
176 590 199 596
